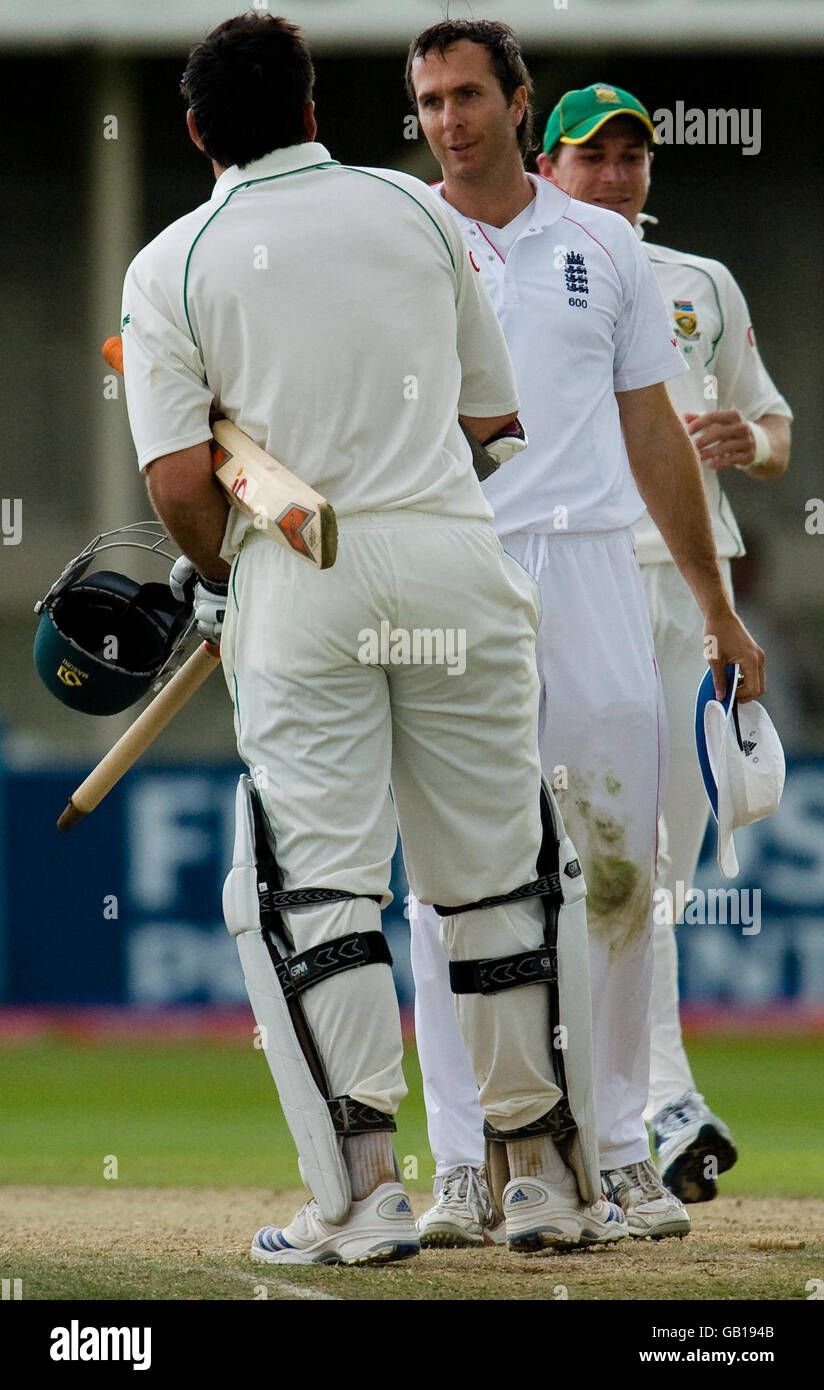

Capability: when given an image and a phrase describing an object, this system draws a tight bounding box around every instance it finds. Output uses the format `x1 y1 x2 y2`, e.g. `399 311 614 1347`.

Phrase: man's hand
684 410 790 479
459 415 527 480
703 602 765 702
684 409 761 470
170 555 228 645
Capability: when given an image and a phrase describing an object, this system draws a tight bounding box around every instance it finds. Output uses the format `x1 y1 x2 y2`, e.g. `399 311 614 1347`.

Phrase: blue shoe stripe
255 1226 293 1252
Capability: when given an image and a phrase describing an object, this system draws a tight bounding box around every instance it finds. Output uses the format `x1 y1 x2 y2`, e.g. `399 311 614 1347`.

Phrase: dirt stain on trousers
560 780 653 957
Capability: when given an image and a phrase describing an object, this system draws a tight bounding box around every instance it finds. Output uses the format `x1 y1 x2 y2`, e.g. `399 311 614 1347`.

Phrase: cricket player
537 83 792 1201
119 13 627 1264
405 19 765 1247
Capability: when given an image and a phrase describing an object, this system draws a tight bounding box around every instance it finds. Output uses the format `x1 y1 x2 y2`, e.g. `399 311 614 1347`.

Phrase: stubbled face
537 117 652 224
411 39 526 183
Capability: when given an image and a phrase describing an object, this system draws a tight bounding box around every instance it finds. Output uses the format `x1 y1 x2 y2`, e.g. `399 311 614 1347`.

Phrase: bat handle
57 800 86 832
57 642 221 831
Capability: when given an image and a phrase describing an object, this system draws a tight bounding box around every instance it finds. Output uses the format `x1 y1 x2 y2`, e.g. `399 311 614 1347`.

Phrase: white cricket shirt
437 174 688 536
121 142 521 558
634 238 793 564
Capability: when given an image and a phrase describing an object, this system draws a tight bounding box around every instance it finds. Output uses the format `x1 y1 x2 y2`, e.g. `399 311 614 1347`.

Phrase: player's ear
537 151 561 186
186 108 206 153
303 101 318 142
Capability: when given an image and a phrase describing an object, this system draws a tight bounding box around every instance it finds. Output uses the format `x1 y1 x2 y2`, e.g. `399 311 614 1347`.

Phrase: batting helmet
34 523 194 716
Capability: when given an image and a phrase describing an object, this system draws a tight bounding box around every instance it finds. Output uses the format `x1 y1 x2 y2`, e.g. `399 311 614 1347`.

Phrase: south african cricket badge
673 299 700 340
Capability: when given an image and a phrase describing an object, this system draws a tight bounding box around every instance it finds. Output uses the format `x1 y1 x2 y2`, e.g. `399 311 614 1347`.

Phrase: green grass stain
586 855 640 914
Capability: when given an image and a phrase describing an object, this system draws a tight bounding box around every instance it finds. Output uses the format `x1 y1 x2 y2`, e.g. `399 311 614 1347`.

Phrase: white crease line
231 1268 342 1302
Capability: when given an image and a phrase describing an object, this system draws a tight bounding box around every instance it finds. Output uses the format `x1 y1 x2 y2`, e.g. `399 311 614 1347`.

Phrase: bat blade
210 420 337 569
100 336 337 570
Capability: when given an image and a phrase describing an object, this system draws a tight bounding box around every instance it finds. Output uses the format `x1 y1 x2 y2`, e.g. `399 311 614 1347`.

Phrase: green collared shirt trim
648 254 724 366
182 161 341 346
182 160 456 345
335 165 455 271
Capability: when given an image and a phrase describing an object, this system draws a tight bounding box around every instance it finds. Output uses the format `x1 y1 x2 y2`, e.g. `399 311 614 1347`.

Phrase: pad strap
260 885 382 913
484 1099 576 1144
328 1097 397 1136
275 931 392 999
449 948 556 995
433 872 560 917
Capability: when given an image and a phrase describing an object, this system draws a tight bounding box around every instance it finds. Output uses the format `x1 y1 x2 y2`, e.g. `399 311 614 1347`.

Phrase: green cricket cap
543 83 655 154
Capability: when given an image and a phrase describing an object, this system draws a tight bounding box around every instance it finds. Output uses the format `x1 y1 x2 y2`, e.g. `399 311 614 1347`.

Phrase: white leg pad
546 786 601 1205
223 775 351 1224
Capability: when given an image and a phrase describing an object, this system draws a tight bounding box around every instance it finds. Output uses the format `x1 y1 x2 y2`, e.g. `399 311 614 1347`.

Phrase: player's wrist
700 586 736 625
198 574 230 595
736 421 771 474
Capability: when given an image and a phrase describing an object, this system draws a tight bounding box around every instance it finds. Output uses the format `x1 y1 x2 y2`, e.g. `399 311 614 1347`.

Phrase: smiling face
537 116 653 224
411 39 527 185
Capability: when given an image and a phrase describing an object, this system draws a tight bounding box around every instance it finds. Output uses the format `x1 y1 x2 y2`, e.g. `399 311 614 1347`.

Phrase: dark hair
405 19 535 157
180 12 315 169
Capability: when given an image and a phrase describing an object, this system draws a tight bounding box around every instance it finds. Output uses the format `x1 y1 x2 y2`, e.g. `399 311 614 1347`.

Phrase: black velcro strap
449 947 556 996
484 1099 576 1144
327 1096 397 1136
259 885 382 913
433 872 561 918
274 931 392 999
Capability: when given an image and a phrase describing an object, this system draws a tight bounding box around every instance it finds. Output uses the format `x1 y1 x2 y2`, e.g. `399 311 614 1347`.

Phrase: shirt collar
436 171 570 232
211 142 335 201
634 211 659 241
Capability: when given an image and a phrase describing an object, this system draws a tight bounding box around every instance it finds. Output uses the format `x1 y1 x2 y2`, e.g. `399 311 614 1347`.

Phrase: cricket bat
57 642 221 831
102 336 337 568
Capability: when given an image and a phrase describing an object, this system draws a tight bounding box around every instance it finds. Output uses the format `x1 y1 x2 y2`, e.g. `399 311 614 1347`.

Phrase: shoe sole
661 1123 738 1204
251 1240 420 1267
419 1228 485 1249
628 1218 691 1240
508 1224 627 1253
419 1221 506 1250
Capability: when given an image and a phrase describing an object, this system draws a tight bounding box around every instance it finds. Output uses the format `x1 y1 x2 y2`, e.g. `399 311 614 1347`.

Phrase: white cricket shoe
417 1164 506 1248
601 1158 691 1239
251 1182 420 1266
503 1176 627 1252
650 1090 738 1203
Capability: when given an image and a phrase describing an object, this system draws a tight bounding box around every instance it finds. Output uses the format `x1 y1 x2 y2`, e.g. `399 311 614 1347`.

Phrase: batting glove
169 555 229 644
461 417 528 481
484 417 528 465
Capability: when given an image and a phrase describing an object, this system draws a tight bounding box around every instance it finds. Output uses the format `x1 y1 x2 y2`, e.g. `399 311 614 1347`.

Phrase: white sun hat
694 664 786 879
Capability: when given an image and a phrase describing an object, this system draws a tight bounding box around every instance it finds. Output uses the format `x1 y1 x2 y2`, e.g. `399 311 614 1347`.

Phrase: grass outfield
0 1035 821 1195
0 1035 821 1300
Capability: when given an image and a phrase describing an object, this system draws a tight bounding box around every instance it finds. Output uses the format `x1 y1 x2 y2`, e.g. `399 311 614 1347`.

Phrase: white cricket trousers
410 527 666 1173
220 516 563 1134
642 558 732 1116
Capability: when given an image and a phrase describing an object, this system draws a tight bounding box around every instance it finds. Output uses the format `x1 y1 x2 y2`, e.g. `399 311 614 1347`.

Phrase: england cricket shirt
437 174 688 536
